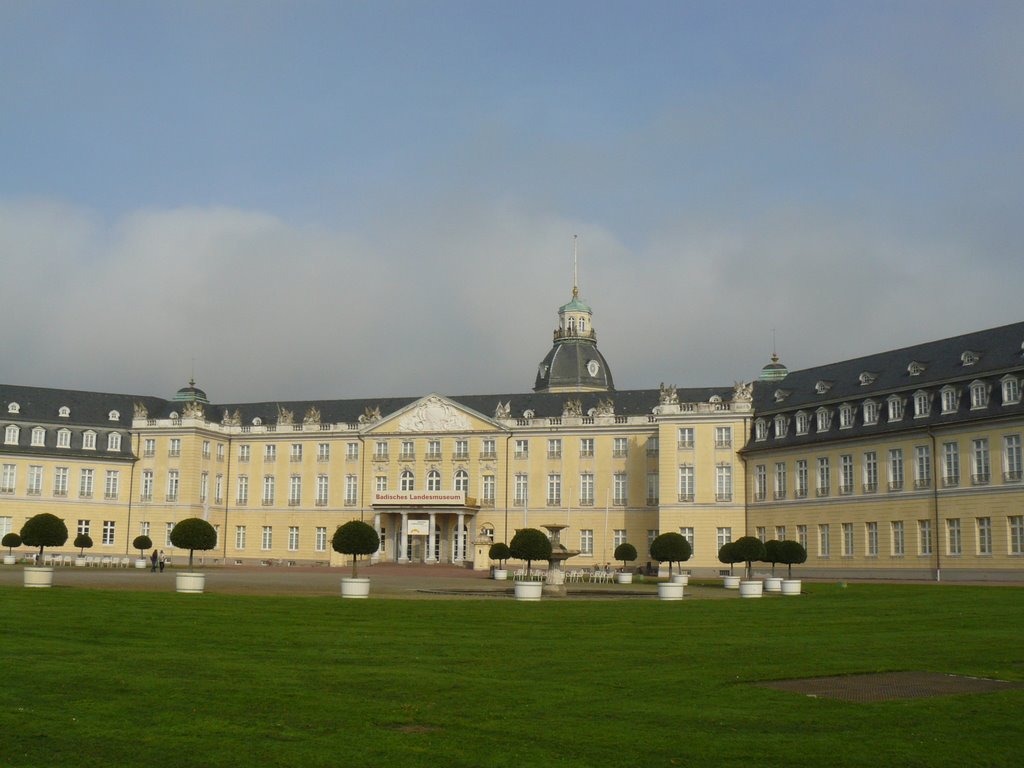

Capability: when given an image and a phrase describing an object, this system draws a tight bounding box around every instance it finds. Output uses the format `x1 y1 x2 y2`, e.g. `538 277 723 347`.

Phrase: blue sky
2 1 1023 401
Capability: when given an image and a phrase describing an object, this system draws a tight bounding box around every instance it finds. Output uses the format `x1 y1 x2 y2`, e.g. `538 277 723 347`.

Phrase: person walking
150 549 158 572
158 550 166 572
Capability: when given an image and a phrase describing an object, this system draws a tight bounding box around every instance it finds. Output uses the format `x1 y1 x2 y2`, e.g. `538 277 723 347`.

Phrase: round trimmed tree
509 528 552 576
169 518 217 569
20 513 69 561
764 539 783 576
718 541 741 575
732 536 767 580
613 542 638 573
74 533 94 557
3 532 21 557
332 520 380 578
488 542 511 569
132 535 153 559
779 539 808 579
649 532 692 577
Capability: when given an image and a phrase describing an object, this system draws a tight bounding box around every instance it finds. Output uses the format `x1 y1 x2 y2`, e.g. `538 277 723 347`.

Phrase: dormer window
795 411 810 435
1001 375 1021 405
107 433 122 451
887 395 905 422
941 385 960 414
4 424 19 445
913 390 931 418
7 402 19 414
58 406 70 418
83 430 97 450
815 381 833 395
773 414 789 438
31 427 46 446
108 410 120 422
755 419 768 441
816 408 832 432
970 380 989 409
774 389 791 403
252 417 262 426
56 428 71 448
859 372 877 386
908 361 926 376
961 351 979 366
839 404 854 429
863 399 879 425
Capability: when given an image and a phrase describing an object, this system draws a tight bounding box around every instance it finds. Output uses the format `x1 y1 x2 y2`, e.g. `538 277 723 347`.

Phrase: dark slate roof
533 339 615 392
1 384 163 427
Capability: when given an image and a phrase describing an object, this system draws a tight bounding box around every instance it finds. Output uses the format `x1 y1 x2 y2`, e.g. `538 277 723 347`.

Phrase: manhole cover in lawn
757 671 1024 702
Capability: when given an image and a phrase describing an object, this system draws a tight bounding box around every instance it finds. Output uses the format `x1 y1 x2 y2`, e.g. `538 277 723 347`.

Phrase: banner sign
407 519 431 536
372 491 466 506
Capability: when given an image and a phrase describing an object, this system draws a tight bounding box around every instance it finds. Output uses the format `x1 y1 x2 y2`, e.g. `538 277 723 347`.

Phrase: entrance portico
370 491 479 565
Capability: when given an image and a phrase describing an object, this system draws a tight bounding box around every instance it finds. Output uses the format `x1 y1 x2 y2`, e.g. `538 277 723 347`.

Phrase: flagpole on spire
572 234 579 299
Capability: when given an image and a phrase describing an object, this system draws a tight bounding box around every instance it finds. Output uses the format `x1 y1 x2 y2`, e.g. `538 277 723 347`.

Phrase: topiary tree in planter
169 517 217 569
20 513 69 562
509 528 552 577
764 539 783 576
332 520 380 578
132 535 153 560
74 533 93 557
649 532 691 577
718 541 741 575
614 542 638 572
488 542 511 569
732 536 767 580
3 532 21 557
779 539 808 579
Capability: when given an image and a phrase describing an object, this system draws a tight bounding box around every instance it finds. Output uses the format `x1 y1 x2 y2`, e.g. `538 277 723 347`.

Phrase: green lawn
1 583 1021 767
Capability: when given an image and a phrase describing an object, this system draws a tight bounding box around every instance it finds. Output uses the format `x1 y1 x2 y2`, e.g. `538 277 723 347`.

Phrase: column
454 511 465 563
426 511 436 564
398 511 409 563
371 512 381 564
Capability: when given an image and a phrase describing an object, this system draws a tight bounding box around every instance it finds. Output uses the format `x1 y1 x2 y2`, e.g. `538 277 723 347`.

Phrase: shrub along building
2 283 1023 580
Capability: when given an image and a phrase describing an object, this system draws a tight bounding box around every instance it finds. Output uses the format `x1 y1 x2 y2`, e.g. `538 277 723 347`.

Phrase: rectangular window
165 470 179 501
202 440 211 459
579 473 594 505
613 437 628 458
646 471 659 506
1004 435 1023 481
972 439 991 484
613 472 627 505
515 439 529 459
798 525 808 550
77 519 90 537
315 442 330 462
141 470 153 502
481 474 495 503
237 475 249 505
816 457 830 497
165 523 174 547
716 527 732 550
102 520 115 546
547 474 561 506
288 526 299 552
169 438 181 457
316 475 329 506
481 438 496 460
715 464 732 502
774 462 787 500
863 451 878 493
54 466 69 497
0 464 15 493
678 465 694 502
756 527 767 543
947 518 962 555
943 442 960 487
238 444 250 462
261 526 273 550
647 436 659 456
754 464 767 501
144 438 156 457
215 474 223 504
375 475 387 493
315 526 327 552
795 460 808 498
27 465 43 496
547 438 562 459
677 427 694 449
579 437 594 458
374 441 389 460
264 444 276 461
613 529 627 548
919 519 933 556
262 475 275 505
139 521 150 538
888 449 904 491
866 521 879 557
426 440 441 461
892 521 905 556
915 445 931 489
345 475 357 506
679 527 695 555
580 529 594 555
289 475 302 506
648 530 659 554
79 431 94 450
977 517 992 555
715 426 732 448
818 524 830 558
217 443 224 461
79 468 95 498
842 523 854 557
345 442 359 461
839 454 854 495
514 474 528 506
57 429 71 448
454 439 469 461
235 525 246 550
105 470 120 500
1009 516 1024 555
290 443 303 462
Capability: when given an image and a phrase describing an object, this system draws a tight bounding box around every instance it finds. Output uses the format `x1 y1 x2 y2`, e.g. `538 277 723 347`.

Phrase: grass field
1 583 1021 767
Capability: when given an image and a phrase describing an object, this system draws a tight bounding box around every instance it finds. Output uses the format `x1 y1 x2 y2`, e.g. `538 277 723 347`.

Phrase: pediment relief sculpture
398 396 470 432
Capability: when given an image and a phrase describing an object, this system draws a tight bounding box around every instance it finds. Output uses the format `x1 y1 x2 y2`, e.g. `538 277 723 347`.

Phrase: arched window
795 411 810 435
427 470 441 491
400 470 414 491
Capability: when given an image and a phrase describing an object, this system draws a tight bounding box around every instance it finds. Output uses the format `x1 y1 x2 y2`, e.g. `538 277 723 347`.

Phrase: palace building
2 281 1023 580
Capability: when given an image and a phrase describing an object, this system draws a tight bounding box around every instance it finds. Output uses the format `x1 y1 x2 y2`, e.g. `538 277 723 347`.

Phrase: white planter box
176 572 206 594
75 557 87 567
671 574 689 586
722 575 741 589
739 580 764 598
616 572 634 584
135 558 148 569
514 580 543 601
764 577 783 592
657 582 684 601
341 577 371 599
2 555 15 565
493 569 508 581
24 566 54 588
781 579 802 596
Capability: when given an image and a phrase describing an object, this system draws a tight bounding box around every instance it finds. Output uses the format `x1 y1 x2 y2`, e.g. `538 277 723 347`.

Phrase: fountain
541 524 580 597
